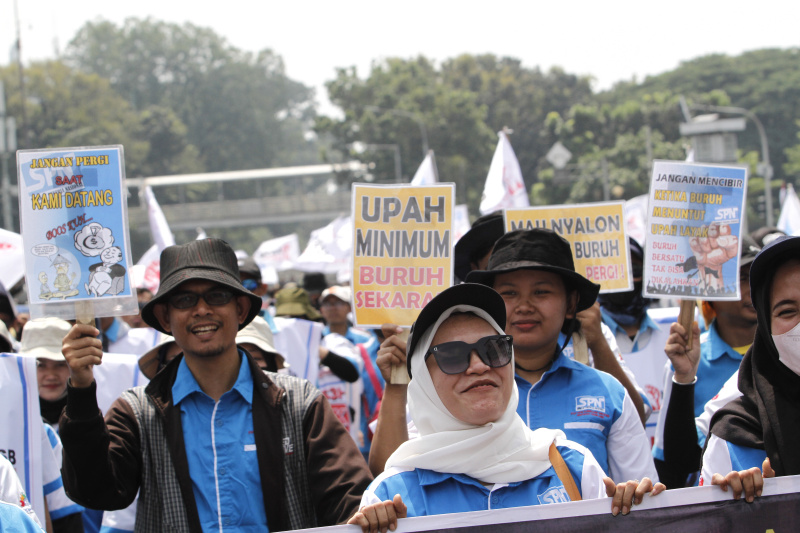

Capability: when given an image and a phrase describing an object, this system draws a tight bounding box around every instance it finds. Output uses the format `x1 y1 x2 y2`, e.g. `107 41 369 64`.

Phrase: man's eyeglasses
425 334 513 375
168 289 235 310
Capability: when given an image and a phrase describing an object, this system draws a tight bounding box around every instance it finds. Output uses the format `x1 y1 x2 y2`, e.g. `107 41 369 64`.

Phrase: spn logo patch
575 395 606 413
538 486 570 504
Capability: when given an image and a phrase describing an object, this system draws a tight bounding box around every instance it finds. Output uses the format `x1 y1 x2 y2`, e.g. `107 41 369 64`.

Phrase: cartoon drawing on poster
29 243 81 300
678 222 738 293
73 222 126 296
644 160 748 300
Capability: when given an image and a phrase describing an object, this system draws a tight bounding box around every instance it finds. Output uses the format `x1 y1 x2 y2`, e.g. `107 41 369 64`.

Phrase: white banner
272 317 321 386
479 131 529 215
0 354 44 522
293 216 353 274
297 475 800 533
0 228 25 290
133 244 161 293
253 234 300 272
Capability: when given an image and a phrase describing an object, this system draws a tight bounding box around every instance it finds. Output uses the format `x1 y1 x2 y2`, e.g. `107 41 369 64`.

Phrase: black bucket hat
406 283 507 377
142 238 262 334
454 212 505 282
466 228 600 313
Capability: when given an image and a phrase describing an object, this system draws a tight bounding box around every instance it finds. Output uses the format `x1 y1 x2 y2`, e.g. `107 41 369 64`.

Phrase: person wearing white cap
17 318 86 532
21 318 73 427
236 316 286 372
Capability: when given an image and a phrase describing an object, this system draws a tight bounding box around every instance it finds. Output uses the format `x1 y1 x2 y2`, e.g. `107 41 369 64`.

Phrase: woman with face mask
700 235 800 499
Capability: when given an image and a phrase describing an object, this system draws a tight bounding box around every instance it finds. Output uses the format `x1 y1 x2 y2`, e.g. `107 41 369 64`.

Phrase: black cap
750 235 800 311
237 257 262 280
465 228 600 312
141 239 262 334
302 272 327 294
454 213 505 282
406 283 506 377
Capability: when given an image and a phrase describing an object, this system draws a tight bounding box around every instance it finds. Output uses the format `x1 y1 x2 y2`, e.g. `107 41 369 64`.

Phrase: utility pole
0 82 18 231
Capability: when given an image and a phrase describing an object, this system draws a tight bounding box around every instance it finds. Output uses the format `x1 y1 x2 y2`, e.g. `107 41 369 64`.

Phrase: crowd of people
0 218 796 532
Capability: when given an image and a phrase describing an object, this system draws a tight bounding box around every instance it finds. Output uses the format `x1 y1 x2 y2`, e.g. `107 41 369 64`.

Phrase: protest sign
504 202 631 293
352 184 455 328
644 161 748 300
17 146 137 320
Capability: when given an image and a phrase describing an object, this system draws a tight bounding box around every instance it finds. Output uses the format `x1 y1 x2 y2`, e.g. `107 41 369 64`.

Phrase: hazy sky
2 0 799 114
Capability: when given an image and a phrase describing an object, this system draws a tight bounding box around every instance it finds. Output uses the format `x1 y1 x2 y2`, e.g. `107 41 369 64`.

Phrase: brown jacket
60 350 372 531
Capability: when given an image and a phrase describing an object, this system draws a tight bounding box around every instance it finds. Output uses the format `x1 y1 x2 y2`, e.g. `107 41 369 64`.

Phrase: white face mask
771 320 800 376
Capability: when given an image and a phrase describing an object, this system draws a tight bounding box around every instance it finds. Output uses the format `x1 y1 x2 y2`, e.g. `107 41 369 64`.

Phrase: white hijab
385 305 564 484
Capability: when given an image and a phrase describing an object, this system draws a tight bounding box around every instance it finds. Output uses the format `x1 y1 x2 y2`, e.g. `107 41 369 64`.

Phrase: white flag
452 205 471 244
479 131 529 215
0 228 24 289
410 150 438 186
778 183 800 236
625 194 649 246
293 216 353 274
253 234 300 271
144 186 175 251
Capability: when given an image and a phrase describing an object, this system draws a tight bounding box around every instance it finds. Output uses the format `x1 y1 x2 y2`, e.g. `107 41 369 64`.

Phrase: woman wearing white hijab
349 284 663 532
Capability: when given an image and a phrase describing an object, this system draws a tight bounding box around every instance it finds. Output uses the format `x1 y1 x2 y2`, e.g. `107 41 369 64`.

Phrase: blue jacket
361 441 606 516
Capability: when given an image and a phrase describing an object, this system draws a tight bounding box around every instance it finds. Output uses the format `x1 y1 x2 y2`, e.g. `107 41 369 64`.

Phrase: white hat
20 318 71 361
320 285 351 304
137 333 177 379
236 316 285 366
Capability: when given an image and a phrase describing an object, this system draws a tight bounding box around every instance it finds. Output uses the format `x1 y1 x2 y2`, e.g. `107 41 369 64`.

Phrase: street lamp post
364 106 429 158
691 103 774 226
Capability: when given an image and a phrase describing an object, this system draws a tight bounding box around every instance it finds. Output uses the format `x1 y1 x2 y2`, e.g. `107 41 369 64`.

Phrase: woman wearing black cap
465 229 656 484
349 284 663 532
699 235 800 500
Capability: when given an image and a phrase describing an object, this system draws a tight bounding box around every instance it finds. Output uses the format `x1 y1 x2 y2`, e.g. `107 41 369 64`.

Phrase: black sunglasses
425 334 513 375
168 289 235 310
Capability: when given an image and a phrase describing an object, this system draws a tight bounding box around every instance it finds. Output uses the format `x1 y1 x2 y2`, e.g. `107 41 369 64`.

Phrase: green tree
65 18 319 173
0 61 147 169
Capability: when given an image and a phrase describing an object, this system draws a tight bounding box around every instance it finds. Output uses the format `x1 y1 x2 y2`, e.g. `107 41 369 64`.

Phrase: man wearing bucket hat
464 229 657 483
59 238 372 531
